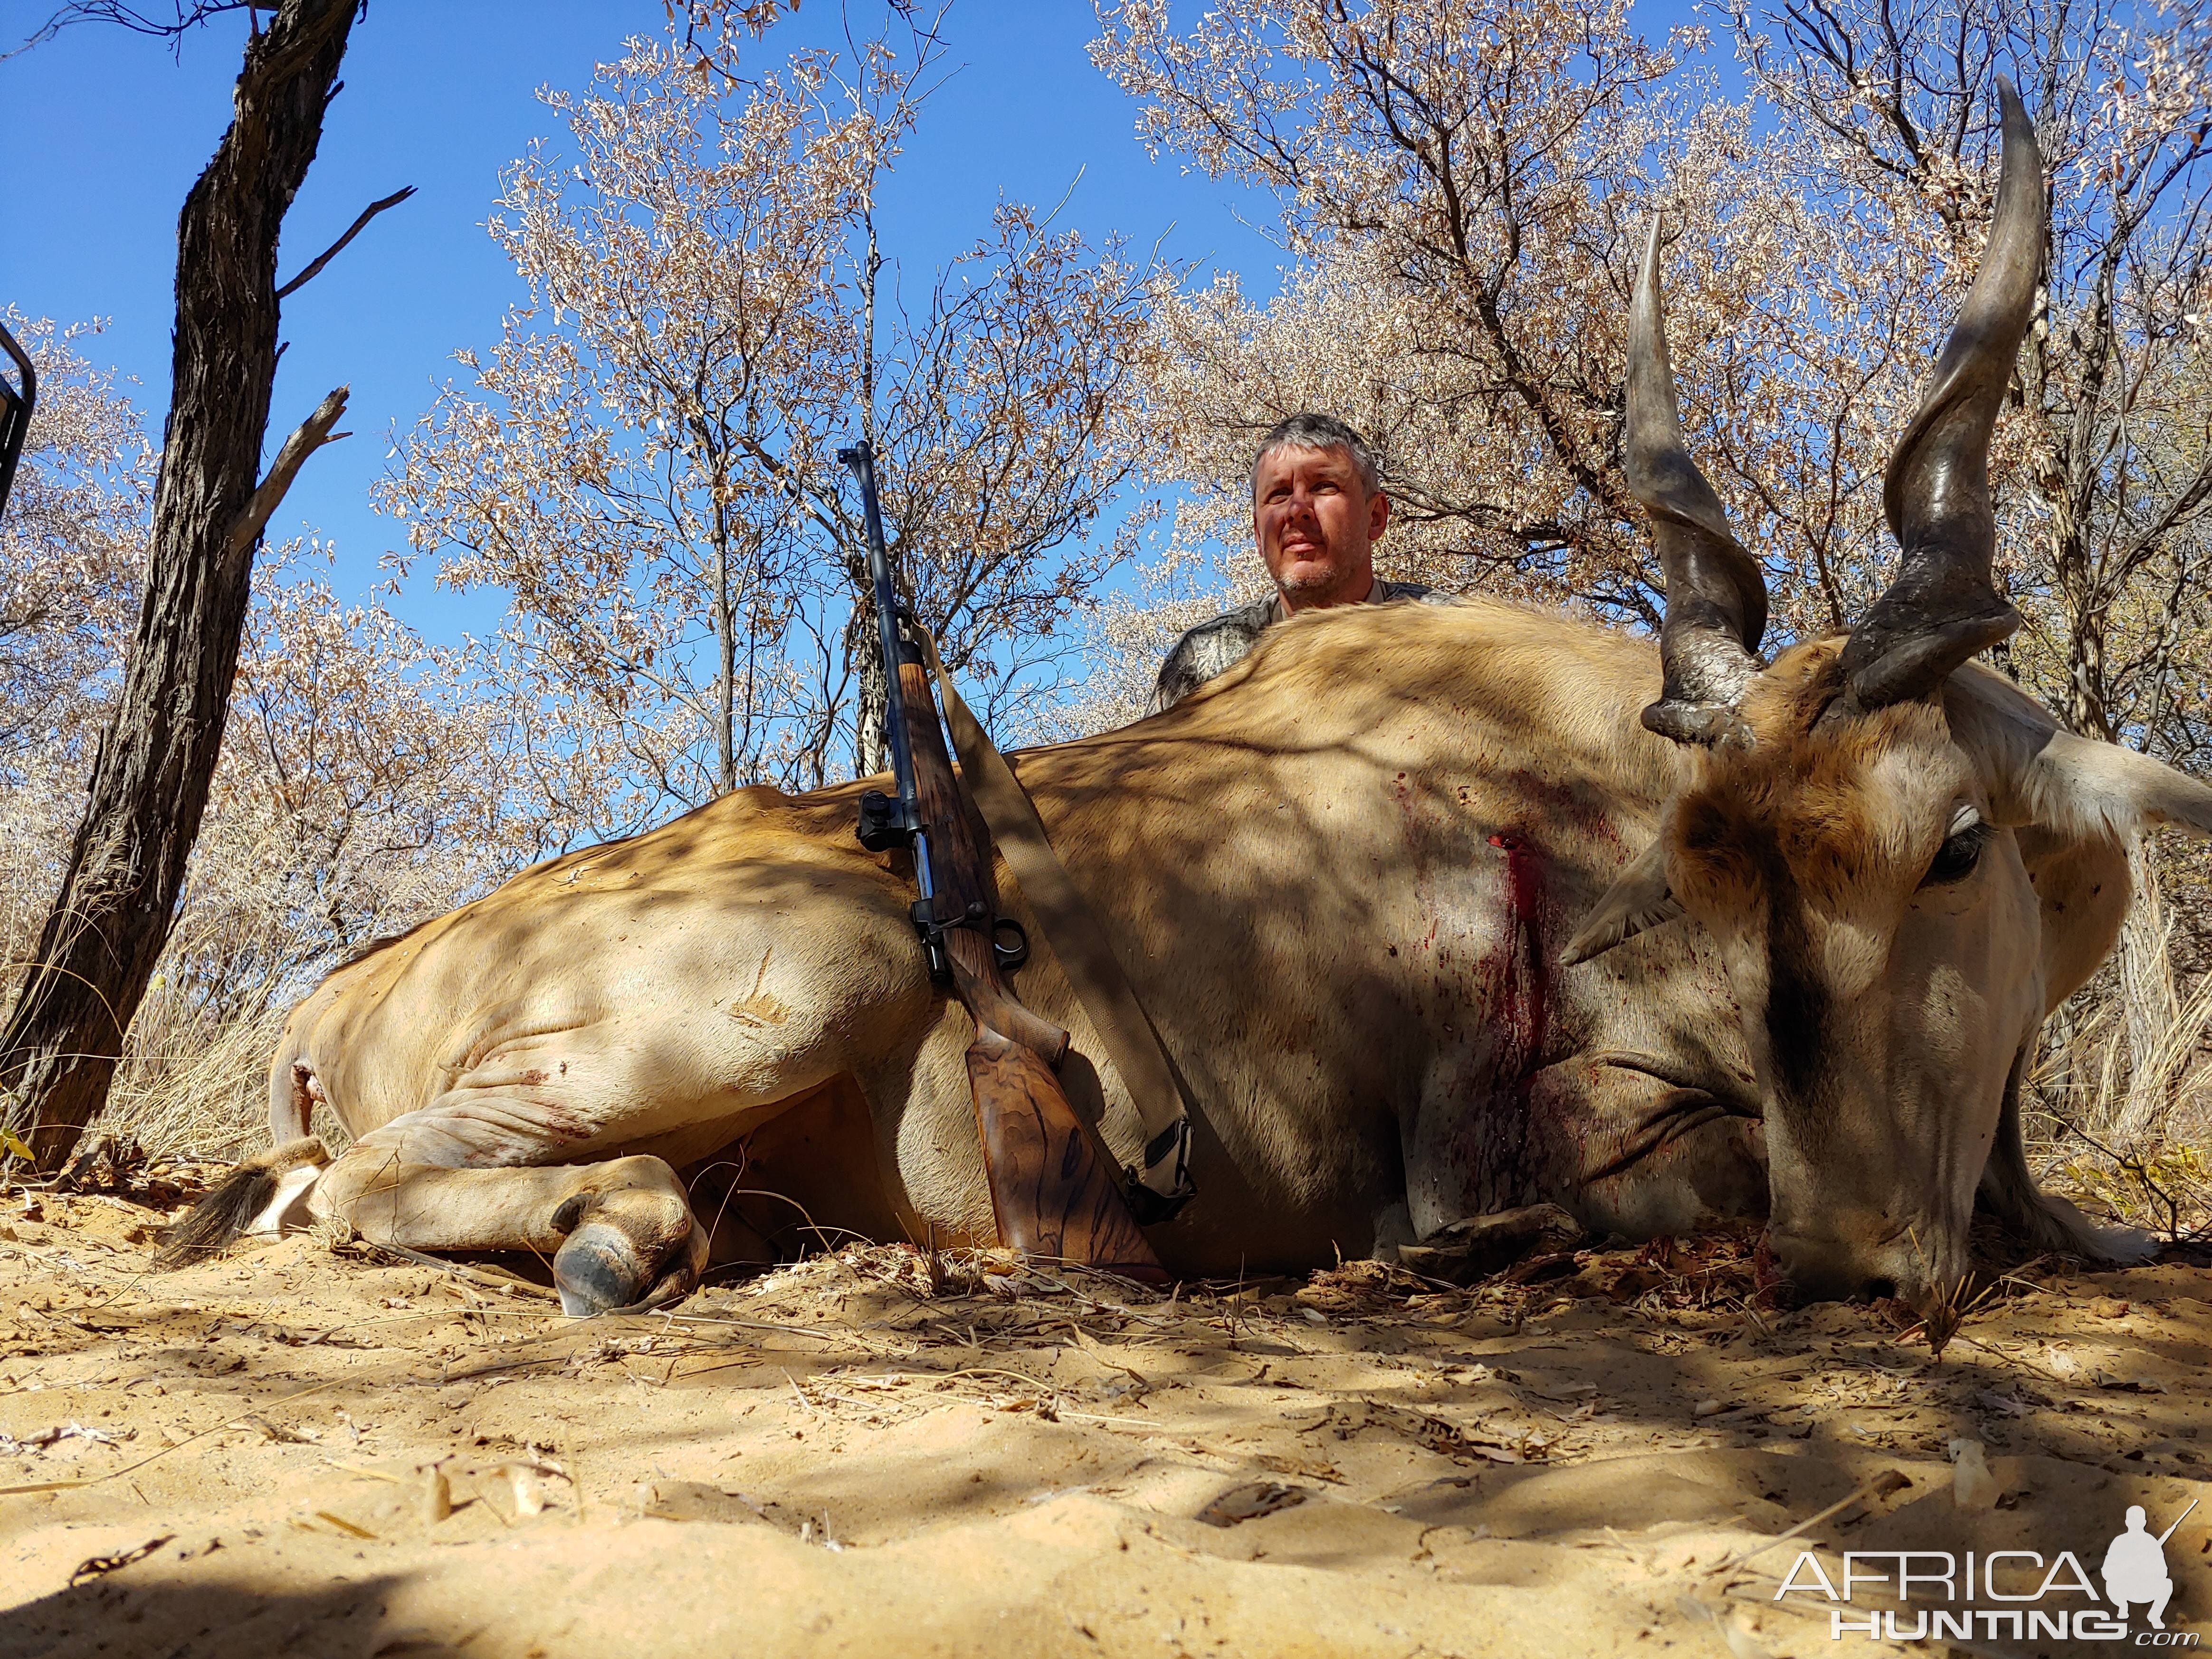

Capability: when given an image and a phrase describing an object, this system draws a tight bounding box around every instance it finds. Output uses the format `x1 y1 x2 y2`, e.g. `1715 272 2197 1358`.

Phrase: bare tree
0 328 603 1162
0 0 374 1167
1093 0 1704 624
1730 0 2212 742
0 315 152 774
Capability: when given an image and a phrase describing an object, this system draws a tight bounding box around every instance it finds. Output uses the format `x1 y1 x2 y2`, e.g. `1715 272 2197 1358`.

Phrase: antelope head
1569 82 2212 1309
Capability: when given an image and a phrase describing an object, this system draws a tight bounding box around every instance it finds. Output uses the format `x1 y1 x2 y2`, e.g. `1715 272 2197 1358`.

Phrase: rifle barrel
834 440 1164 1278
839 439 934 906
2157 1498 2198 1546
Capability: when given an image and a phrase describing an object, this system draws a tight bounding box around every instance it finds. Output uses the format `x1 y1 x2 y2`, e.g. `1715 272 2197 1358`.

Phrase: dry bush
2027 873 2212 1241
99 1000 293 1161
384 17 1151 807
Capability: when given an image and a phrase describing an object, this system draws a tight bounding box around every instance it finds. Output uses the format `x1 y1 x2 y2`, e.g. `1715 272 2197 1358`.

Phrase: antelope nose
1767 1230 1897 1303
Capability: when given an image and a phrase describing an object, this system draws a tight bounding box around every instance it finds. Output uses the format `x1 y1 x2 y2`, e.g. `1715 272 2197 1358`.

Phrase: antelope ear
1561 836 1683 965
2017 730 2212 842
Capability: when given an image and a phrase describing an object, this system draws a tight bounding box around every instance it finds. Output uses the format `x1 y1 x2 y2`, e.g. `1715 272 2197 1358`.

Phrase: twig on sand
0 1378 343 1497
783 1370 823 1418
639 1309 867 1345
351 1238 562 1304
1698 1468 1913 1580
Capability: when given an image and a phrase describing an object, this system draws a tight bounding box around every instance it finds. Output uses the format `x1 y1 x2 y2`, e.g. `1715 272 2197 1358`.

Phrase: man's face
1252 443 1390 609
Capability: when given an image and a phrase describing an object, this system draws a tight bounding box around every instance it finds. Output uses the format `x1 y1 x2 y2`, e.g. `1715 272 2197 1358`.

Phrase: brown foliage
382 14 1154 817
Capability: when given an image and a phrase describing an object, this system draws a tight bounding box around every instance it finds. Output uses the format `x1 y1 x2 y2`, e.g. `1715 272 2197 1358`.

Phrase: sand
1 1184 2208 1659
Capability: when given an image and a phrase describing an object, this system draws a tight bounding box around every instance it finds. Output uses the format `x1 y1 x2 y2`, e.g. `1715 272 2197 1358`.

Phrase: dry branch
274 187 415 301
227 386 348 554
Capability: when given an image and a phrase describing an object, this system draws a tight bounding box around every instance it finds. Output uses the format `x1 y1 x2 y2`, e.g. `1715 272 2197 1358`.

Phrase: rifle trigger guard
908 897 1029 974
990 917 1029 973
911 895 987 949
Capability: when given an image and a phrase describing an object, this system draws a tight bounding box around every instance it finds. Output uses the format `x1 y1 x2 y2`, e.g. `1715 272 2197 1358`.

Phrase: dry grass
2033 967 2212 1146
95 988 354 1160
99 999 290 1158
0 991 350 1178
0 753 461 1167
2025 907 2212 1244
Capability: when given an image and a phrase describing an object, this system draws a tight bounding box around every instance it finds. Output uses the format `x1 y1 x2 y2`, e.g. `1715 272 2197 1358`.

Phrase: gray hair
1251 411 1382 498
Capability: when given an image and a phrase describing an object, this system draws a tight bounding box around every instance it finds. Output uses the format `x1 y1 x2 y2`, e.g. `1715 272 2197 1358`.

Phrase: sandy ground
1 1180 2209 1659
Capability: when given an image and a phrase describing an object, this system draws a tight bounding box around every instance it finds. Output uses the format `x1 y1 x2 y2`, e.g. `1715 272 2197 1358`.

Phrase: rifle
831 442 1176 1283
838 440 1167 1283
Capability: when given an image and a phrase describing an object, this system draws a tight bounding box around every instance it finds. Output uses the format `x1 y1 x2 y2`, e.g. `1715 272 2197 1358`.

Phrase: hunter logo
1776 1500 2201 1645
2107 1504 2189 1631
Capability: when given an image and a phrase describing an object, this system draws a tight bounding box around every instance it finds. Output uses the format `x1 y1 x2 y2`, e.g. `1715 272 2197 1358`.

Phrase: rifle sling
918 633 1196 1217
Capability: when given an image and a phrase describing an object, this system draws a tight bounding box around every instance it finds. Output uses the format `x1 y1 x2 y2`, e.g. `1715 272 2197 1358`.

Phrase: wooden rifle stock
896 656 1166 1283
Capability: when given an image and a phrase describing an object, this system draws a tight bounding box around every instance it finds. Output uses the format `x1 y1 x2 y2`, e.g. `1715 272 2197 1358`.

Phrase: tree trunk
2064 596 2114 743
2112 835 2179 1148
711 512 737 794
0 0 357 1168
850 595 888 779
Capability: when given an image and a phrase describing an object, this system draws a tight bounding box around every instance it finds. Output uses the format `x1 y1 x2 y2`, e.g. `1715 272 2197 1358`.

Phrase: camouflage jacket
1147 579 1448 714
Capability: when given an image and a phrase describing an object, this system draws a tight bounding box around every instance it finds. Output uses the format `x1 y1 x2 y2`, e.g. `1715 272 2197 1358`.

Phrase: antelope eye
1923 815 1992 887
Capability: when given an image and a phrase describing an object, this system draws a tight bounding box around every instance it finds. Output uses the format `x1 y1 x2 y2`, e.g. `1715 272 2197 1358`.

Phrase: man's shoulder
1176 595 1279 644
1377 579 1451 605
1150 597 1277 713
1161 599 1276 677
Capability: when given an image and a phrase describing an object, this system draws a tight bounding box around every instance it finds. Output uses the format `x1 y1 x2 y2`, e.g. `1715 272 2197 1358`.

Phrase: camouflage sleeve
1147 631 1209 715
1148 602 1277 715
1379 579 1450 605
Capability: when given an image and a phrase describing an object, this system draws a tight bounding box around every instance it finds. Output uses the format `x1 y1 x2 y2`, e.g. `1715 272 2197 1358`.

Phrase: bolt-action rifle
838 439 1166 1282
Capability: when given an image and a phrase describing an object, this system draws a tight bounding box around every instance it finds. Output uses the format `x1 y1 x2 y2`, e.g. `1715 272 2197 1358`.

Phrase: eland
171 83 2197 1316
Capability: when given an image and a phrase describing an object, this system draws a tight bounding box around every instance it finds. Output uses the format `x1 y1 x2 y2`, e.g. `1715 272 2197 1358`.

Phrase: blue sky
1 0 1718 642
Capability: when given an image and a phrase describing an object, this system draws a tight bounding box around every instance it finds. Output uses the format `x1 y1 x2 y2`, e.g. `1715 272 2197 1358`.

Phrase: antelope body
174 83 2203 1316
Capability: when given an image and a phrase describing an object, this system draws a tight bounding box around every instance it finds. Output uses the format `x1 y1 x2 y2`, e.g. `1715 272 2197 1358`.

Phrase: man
2103 1505 2177 1630
1150 412 1447 713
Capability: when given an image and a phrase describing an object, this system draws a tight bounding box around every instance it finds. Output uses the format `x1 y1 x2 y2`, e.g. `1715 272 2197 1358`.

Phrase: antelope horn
1841 78 2043 709
1626 218 1769 745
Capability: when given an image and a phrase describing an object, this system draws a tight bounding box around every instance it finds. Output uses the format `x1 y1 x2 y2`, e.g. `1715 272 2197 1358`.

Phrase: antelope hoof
549 1189 704 1317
